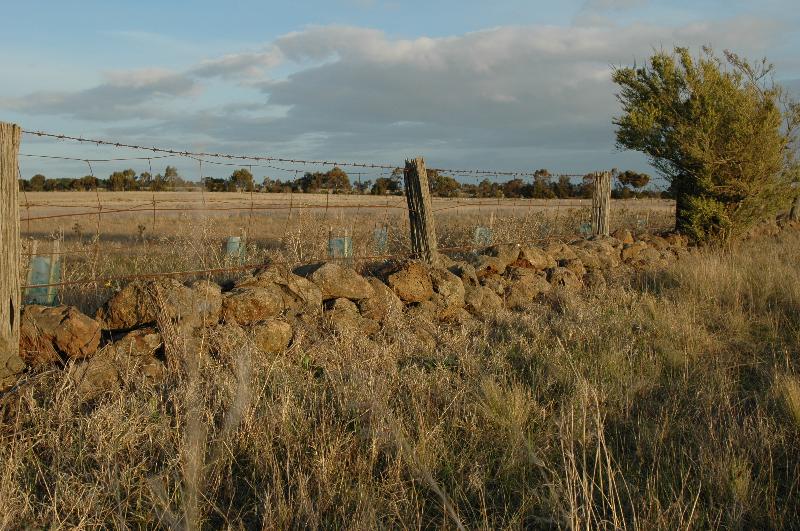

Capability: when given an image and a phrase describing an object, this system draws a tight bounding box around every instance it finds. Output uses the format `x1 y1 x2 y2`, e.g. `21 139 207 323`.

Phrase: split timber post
403 157 439 265
0 122 24 390
591 170 612 237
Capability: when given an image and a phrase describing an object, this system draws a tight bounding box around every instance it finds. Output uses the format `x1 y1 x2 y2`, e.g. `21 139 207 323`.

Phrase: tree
230 168 255 192
30 174 46 192
616 170 651 190
613 46 800 241
427 170 461 197
108 169 137 191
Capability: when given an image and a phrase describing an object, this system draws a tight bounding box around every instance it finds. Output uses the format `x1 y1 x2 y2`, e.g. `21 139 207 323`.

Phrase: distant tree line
20 165 667 199
18 166 191 192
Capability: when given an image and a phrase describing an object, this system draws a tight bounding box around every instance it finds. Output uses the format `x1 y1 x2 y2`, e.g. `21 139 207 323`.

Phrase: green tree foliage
613 46 800 241
297 167 351 193
230 168 255 191
30 174 46 191
427 169 460 197
108 169 138 191
616 170 651 189
371 173 403 195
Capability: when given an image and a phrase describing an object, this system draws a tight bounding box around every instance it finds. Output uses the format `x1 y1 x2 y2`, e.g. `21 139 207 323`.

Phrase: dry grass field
19 191 675 314
2 221 799 528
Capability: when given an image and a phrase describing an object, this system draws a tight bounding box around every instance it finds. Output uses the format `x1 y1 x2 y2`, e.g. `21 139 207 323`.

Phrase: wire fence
16 129 675 310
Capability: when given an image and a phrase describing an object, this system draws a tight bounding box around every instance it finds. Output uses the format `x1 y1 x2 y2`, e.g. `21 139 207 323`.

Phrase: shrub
613 46 800 242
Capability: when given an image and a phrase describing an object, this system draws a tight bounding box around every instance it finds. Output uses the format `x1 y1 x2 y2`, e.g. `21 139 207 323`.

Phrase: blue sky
3 0 799 184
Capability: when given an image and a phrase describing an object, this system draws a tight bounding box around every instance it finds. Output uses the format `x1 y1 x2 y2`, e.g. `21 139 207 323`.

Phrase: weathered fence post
403 157 439 265
0 121 24 389
591 170 611 237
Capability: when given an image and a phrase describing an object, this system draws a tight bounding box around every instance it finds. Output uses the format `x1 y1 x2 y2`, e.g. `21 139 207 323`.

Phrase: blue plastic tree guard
24 256 61 306
474 227 493 246
225 236 245 262
328 236 353 260
373 227 388 254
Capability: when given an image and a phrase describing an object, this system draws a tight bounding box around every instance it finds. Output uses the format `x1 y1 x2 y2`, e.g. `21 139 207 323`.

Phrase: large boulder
20 305 101 366
251 319 293 354
221 286 285 325
294 262 374 301
384 261 434 303
96 279 221 331
358 277 404 323
237 265 322 315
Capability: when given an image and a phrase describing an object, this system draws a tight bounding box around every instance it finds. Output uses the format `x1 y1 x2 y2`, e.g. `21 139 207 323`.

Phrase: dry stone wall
11 230 697 396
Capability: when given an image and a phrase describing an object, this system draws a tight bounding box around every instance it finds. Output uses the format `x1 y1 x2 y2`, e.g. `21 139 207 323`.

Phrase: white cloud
2 16 792 174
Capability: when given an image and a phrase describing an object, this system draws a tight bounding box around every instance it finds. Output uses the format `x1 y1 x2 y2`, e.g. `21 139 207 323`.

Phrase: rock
665 233 688 248
469 255 511 278
295 262 374 301
621 241 649 262
483 244 522 270
560 258 586 278
464 284 503 316
573 241 620 269
238 265 322 315
504 271 551 310
430 268 465 319
358 277 404 323
571 247 602 269
515 247 556 270
0 352 25 391
185 280 223 328
97 279 220 331
20 305 101 366
325 298 380 335
385 261 434 303
109 327 162 358
629 247 669 268
543 242 578 262
547 267 582 291
406 300 439 322
448 261 479 287
611 228 634 244
251 319 293 354
480 274 507 297
68 356 120 400
583 269 607 290
221 286 285 325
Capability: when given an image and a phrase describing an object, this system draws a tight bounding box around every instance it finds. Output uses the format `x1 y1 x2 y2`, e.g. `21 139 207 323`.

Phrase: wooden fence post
0 122 24 389
591 170 611 237
403 157 439 265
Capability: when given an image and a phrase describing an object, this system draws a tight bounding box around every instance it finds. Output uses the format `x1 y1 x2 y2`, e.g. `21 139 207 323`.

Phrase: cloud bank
3 15 792 175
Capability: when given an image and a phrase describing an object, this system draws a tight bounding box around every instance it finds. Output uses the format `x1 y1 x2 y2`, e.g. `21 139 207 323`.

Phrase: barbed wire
21 128 608 180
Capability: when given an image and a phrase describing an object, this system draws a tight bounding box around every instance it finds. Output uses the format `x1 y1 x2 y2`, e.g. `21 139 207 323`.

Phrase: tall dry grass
2 230 799 528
